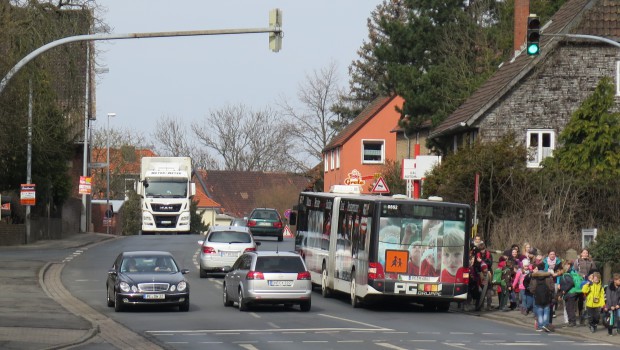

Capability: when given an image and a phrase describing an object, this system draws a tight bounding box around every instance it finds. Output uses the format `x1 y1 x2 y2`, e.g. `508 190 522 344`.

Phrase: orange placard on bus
385 250 409 274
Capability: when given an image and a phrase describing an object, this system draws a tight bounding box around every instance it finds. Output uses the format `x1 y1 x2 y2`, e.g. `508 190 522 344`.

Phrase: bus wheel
350 275 360 308
321 266 331 298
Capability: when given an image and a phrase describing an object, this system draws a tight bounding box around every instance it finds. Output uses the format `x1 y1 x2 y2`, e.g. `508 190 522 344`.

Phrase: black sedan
106 251 190 312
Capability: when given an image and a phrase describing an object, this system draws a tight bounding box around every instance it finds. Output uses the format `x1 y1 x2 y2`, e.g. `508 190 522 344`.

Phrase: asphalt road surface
58 235 617 350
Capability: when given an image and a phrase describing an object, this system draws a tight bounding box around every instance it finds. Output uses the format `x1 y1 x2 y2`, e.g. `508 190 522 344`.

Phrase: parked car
222 251 312 311
198 226 260 278
106 251 190 312
246 208 284 241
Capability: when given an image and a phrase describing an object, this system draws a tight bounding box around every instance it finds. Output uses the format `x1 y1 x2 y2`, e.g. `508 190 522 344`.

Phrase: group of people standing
467 237 620 335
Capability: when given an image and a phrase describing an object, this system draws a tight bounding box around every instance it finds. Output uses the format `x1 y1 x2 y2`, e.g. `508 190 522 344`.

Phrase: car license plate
221 251 238 257
144 294 165 299
162 220 172 225
258 222 271 226
268 280 293 287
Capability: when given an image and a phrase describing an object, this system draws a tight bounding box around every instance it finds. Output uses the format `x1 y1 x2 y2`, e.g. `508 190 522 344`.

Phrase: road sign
283 225 293 238
371 176 390 194
20 184 36 206
89 162 108 169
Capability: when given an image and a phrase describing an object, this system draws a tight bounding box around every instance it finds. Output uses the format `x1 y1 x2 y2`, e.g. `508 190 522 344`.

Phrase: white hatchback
198 226 260 278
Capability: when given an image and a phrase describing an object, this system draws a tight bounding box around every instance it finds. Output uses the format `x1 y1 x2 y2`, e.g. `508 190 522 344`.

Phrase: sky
94 0 383 144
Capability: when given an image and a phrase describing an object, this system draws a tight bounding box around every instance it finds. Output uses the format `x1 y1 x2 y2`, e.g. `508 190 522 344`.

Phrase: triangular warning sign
371 176 390 194
283 225 293 237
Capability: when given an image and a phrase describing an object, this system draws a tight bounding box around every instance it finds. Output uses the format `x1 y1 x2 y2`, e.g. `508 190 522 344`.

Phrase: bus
289 186 471 311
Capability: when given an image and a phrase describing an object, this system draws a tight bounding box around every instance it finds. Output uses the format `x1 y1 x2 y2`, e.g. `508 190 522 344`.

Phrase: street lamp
106 112 116 234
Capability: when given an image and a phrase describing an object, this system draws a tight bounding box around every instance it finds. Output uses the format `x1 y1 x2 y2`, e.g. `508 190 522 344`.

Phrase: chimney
514 0 530 54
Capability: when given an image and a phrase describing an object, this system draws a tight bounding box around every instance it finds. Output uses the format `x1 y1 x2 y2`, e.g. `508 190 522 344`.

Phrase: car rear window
251 210 279 220
255 256 305 273
208 231 251 243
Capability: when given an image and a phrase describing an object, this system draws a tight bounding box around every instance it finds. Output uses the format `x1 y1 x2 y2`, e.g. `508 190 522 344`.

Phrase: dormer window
527 129 555 168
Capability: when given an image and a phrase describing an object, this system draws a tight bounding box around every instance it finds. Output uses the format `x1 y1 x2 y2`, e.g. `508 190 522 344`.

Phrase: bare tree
152 115 218 170
191 104 298 172
278 61 343 166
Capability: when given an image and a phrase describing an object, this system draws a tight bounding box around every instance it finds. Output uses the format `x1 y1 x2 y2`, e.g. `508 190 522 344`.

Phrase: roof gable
431 0 598 138
324 95 400 151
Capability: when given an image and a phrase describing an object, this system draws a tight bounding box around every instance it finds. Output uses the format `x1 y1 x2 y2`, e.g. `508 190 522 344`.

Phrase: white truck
137 157 196 234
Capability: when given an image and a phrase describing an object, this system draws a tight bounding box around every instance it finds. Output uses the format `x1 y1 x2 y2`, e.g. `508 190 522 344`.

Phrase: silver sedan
198 226 259 278
223 251 312 311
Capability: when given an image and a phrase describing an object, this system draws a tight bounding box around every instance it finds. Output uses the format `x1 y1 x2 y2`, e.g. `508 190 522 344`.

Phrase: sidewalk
0 232 162 350
456 296 620 345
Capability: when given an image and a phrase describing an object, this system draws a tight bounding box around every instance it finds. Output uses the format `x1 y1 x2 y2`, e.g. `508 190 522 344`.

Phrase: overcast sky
94 0 382 142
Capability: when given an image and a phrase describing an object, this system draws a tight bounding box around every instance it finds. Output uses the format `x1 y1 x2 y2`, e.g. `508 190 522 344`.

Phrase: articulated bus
289 186 471 311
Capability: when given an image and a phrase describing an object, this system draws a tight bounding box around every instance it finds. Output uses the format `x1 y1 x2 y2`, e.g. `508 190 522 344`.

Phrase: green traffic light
527 43 539 55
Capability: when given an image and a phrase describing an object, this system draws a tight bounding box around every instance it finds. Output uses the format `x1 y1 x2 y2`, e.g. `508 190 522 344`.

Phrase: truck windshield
145 180 187 198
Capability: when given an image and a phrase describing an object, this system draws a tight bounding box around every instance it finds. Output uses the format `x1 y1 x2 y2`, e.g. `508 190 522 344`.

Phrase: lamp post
106 112 116 234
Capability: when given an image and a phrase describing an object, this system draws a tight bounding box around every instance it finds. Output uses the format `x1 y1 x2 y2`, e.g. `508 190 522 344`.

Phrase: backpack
559 274 574 294
493 268 504 287
534 278 552 306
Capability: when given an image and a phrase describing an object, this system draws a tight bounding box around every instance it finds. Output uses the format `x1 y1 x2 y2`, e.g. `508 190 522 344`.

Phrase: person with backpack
517 259 534 315
604 273 620 336
574 248 598 325
563 261 584 327
478 262 493 311
475 243 493 272
583 271 606 333
529 262 555 332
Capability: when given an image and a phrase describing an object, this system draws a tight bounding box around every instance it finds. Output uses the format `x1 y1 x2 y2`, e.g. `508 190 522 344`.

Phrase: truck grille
151 204 182 212
138 283 169 292
154 215 179 228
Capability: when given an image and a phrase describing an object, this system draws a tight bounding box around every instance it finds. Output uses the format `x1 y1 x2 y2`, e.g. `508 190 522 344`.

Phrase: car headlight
120 282 131 292
177 281 187 292
170 285 176 292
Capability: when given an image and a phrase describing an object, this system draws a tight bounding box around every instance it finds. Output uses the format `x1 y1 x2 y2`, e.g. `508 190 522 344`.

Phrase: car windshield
121 256 179 273
208 231 251 243
251 210 279 220
255 256 305 273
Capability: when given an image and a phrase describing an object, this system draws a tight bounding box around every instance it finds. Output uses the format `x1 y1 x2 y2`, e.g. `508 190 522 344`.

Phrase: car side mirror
181 269 190 274
108 268 117 276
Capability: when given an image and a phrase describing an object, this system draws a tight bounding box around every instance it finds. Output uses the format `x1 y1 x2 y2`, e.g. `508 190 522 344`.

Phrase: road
58 235 615 350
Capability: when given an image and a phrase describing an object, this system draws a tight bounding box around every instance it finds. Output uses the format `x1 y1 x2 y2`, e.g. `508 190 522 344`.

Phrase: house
195 170 312 219
322 95 432 193
192 170 225 228
430 0 620 168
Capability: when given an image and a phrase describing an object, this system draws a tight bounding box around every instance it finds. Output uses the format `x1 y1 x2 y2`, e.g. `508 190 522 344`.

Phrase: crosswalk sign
371 176 390 194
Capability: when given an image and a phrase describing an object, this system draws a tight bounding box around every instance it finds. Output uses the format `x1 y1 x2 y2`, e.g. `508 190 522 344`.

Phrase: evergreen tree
543 77 620 180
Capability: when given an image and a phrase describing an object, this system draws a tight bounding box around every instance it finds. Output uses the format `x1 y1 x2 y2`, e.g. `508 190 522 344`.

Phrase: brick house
322 95 432 193
430 0 620 168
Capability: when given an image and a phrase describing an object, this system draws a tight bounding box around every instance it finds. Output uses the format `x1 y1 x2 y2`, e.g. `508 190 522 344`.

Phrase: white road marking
444 342 475 350
319 313 392 330
375 343 408 350
267 322 279 328
249 312 260 318
450 332 474 335
239 344 259 350
338 340 364 343
148 327 383 334
491 343 546 346
302 341 328 343
268 341 293 343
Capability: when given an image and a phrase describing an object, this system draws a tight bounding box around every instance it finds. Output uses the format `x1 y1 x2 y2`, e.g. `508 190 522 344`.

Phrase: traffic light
527 15 540 56
269 8 282 52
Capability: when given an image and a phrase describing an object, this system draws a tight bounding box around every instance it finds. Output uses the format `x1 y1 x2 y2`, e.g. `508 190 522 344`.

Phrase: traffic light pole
0 24 282 96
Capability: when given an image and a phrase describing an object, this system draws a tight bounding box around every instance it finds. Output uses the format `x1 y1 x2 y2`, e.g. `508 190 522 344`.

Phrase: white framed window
526 129 555 168
330 150 335 170
336 147 340 169
362 139 385 164
324 153 329 172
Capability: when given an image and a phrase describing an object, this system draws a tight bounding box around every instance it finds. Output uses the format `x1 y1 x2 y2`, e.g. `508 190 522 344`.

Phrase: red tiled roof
431 0 599 137
324 95 398 151
192 175 221 208
196 170 313 218
91 148 157 174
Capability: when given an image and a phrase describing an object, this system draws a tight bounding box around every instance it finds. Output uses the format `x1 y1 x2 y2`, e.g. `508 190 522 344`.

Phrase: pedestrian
563 261 584 327
466 255 480 310
475 243 493 272
478 262 493 311
517 259 534 315
583 271 606 333
499 259 514 312
529 262 554 332
573 248 597 325
604 273 620 336
544 250 562 273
